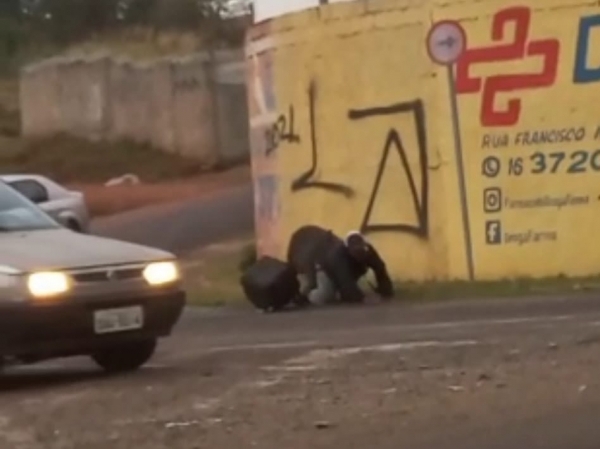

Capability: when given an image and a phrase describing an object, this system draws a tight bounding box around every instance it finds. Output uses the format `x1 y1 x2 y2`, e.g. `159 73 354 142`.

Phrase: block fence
20 49 250 166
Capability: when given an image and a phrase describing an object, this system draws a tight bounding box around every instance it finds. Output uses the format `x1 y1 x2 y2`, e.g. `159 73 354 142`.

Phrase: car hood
0 229 175 272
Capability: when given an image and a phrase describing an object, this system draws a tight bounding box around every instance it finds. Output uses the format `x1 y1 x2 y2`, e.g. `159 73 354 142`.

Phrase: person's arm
324 247 365 303
335 268 365 303
288 234 318 296
365 245 394 298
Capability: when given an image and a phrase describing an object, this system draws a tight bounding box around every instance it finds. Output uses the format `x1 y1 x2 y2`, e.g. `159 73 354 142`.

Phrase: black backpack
240 256 301 312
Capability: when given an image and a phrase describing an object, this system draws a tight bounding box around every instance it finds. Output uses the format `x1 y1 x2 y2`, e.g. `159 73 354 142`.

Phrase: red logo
455 7 560 127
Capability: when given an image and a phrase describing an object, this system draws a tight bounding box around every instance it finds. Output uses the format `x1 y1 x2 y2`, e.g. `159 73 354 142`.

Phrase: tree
0 0 23 72
0 0 250 57
0 0 22 20
149 0 200 31
24 0 120 44
195 0 251 47
120 0 157 25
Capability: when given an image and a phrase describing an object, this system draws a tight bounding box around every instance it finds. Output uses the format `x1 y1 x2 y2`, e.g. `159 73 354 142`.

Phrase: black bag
240 256 300 311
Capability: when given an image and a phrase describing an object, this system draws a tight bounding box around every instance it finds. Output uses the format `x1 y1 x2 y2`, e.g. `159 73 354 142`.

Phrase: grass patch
0 78 21 138
62 28 207 60
183 238 600 308
0 105 20 137
392 276 600 302
0 133 210 183
0 77 19 112
183 237 253 307
77 165 250 218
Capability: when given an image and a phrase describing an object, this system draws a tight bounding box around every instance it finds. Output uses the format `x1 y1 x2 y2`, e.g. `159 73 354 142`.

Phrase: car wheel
91 339 157 373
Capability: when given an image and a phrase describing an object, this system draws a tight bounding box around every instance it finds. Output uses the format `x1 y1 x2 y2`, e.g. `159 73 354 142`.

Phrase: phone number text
482 150 600 177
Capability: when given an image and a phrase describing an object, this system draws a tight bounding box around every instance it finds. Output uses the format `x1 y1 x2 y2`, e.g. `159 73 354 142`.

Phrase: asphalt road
90 184 254 255
3 294 600 448
13 184 600 447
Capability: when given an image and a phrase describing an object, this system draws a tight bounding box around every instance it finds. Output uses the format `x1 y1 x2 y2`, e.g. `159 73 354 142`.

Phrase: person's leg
289 272 311 308
324 258 365 303
297 273 313 297
307 269 337 306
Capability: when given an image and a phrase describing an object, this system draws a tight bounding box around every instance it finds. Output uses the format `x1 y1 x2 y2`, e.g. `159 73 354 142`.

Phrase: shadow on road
0 368 106 392
0 364 181 393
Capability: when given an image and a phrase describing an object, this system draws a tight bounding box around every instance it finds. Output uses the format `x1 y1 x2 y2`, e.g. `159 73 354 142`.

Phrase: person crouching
286 225 394 306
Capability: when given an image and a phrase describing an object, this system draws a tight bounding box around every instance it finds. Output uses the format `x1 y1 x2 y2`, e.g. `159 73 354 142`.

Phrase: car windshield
0 181 59 232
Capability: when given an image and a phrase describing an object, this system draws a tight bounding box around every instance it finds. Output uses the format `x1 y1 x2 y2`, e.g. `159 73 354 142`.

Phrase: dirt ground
0 129 252 219
73 165 251 218
191 336 599 449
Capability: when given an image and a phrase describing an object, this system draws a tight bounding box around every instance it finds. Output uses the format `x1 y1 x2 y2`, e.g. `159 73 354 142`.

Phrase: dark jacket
287 225 394 303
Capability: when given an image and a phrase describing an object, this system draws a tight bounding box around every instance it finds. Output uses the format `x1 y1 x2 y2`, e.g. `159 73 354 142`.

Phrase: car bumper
0 290 186 359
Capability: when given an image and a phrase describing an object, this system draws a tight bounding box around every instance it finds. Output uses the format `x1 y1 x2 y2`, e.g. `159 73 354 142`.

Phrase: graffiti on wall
248 2 600 278
287 89 429 238
264 106 300 156
455 6 559 127
290 81 356 197
248 43 284 257
348 100 429 238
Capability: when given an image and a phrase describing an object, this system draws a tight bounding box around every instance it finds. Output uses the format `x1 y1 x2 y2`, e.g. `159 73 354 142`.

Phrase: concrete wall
247 0 600 282
20 50 250 165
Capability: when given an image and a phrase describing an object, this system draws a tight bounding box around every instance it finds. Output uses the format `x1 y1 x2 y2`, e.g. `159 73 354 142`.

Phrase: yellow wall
247 0 600 281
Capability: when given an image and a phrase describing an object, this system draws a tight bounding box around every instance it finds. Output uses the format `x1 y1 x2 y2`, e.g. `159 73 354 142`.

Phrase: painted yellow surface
247 0 600 281
444 0 600 279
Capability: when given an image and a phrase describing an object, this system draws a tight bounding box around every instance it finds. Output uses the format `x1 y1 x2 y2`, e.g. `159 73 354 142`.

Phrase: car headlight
142 261 179 286
27 271 70 298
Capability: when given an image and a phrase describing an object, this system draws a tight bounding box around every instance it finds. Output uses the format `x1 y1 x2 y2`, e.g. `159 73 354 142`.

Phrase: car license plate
94 306 144 335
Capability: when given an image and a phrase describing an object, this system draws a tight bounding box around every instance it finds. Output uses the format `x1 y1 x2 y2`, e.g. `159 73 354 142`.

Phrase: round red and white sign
426 20 466 66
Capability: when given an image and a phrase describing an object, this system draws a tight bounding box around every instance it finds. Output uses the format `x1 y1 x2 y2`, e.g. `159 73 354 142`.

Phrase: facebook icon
485 220 502 245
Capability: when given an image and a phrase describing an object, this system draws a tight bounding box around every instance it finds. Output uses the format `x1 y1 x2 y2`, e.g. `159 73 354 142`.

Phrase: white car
0 174 90 233
0 180 185 373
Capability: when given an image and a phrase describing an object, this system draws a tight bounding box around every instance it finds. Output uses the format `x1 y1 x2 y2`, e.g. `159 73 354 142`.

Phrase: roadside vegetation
397 276 600 302
183 236 255 307
0 0 249 76
79 165 250 218
0 131 250 218
0 0 252 217
0 134 207 183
